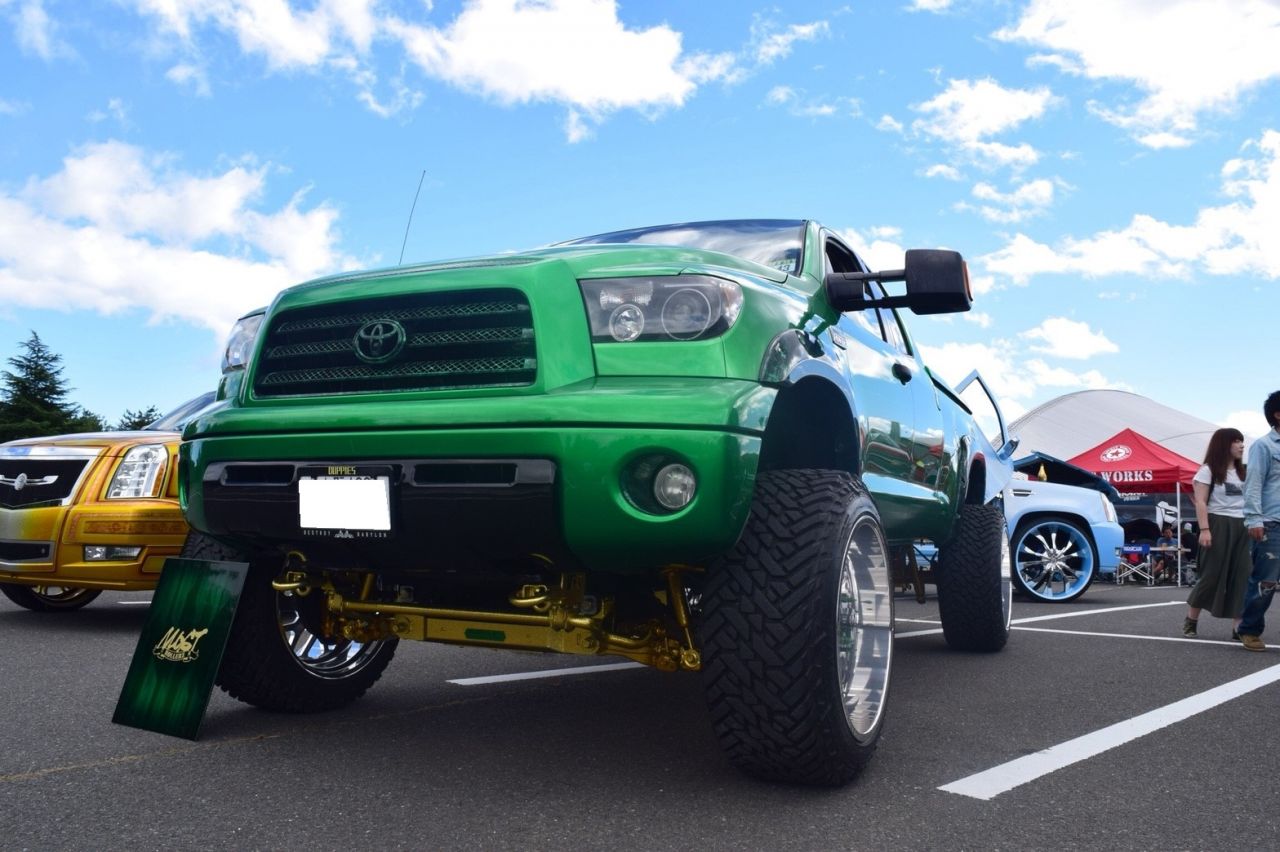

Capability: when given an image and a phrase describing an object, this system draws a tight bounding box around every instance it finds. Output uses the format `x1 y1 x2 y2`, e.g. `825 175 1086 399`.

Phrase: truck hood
1 430 179 455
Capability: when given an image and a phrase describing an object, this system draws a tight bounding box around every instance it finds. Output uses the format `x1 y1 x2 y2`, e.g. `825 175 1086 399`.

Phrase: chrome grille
253 289 537 398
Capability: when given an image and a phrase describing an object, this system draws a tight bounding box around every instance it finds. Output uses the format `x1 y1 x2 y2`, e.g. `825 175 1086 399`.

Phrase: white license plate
298 476 391 531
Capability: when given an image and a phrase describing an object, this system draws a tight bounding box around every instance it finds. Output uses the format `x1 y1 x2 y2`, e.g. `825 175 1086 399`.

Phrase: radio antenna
398 169 426 266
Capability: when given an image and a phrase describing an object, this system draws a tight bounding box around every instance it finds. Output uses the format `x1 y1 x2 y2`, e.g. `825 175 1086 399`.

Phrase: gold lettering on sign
327 466 358 476
152 626 211 663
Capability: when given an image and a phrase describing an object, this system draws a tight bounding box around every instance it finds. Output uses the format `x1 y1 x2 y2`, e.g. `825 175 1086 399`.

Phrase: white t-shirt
1193 464 1245 518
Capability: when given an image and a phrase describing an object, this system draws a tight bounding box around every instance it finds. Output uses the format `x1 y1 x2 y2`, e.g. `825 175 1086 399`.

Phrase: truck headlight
580 275 743 343
107 445 169 499
221 312 265 373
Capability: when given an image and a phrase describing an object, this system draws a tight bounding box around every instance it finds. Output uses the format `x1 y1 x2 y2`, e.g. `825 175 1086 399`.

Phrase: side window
867 281 910 356
825 237 885 339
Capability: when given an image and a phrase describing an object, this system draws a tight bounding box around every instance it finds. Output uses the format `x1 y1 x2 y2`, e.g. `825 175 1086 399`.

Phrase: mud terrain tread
699 469 884 786
937 503 1010 652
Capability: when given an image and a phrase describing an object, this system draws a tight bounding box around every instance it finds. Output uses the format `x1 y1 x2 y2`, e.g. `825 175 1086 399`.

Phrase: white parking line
894 601 1184 640
1016 625 1261 647
448 662 644 686
117 601 151 606
1011 600 1183 625
940 662 1280 800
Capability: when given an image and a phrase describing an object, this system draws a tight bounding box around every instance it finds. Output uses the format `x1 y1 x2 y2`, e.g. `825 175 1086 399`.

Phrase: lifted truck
180 219 1015 785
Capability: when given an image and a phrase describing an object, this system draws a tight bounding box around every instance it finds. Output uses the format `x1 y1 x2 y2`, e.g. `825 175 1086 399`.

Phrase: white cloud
922 340 1037 402
908 0 953 11
385 0 734 138
766 85 794 105
751 18 829 65
876 114 904 134
133 0 374 69
912 77 1057 170
982 128 1280 284
0 96 30 115
166 63 212 96
86 98 128 125
1020 317 1118 359
764 86 852 119
1224 409 1268 440
959 178 1056 223
924 163 961 180
963 311 992 328
10 0 70 59
995 0 1280 147
0 140 354 338
920 339 1124 429
836 226 907 272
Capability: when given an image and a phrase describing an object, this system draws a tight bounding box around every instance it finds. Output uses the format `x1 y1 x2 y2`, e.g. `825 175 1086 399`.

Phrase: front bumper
182 378 774 574
0 501 187 590
1093 520 1125 574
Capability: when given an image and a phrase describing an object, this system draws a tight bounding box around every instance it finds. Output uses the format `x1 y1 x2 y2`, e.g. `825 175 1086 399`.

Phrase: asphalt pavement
2 580 1279 851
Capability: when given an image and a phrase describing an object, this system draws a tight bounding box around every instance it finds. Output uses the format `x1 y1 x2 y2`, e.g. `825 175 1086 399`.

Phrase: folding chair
1116 544 1155 585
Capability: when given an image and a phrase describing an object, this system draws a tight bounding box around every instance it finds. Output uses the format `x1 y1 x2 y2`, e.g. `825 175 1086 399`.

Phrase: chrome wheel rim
277 591 386 680
32 586 96 605
1001 527 1014 628
1014 521 1094 602
835 513 893 742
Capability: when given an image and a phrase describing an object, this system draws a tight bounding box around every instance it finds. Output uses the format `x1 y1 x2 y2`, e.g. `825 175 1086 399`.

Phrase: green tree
68 409 109 433
0 331 77 442
116 405 161 430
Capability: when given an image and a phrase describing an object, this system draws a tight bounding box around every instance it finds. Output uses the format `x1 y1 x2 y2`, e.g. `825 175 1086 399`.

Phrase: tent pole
1176 482 1183 587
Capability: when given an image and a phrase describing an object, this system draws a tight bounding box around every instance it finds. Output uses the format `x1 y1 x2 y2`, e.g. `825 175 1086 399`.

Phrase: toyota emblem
13 473 27 491
353 319 407 364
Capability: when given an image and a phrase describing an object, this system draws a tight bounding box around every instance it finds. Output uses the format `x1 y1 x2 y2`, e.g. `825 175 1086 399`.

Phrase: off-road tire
937 502 1011 652
181 532 397 712
0 583 102 612
699 469 894 786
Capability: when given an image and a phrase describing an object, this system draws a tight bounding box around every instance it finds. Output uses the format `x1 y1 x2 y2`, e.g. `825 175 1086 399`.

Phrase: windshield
558 219 806 275
146 391 217 432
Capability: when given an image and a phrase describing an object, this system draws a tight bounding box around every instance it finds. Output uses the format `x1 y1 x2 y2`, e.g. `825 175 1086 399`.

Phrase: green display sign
112 557 248 740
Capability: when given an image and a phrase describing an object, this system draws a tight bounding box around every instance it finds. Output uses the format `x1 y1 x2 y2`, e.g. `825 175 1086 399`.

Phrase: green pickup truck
180 219 1015 785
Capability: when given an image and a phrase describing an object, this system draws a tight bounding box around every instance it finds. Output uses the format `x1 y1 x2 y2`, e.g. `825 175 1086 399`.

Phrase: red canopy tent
1067 428 1200 584
1065 427 1199 493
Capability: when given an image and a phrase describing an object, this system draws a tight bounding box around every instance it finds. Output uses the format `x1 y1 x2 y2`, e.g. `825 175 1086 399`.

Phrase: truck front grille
0 459 91 508
253 289 537 398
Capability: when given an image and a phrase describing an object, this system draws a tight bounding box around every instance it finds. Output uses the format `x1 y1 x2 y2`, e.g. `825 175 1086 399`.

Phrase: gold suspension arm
305 568 703 672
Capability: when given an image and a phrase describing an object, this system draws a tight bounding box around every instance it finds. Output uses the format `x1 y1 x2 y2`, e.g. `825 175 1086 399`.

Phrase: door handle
892 362 913 384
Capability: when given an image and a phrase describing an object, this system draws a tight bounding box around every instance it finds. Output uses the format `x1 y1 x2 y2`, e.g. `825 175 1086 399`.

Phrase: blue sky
1 0 1278 440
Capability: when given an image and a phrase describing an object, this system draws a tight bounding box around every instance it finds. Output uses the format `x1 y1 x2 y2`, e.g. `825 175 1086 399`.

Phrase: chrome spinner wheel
1011 517 1096 603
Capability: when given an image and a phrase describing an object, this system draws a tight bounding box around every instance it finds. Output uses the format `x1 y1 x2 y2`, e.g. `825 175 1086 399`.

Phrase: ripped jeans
1236 522 1280 637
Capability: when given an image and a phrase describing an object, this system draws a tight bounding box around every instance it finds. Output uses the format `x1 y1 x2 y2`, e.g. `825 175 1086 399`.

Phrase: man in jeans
1236 390 1280 652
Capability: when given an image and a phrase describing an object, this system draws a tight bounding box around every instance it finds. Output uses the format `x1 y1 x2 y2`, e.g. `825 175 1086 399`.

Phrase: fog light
653 464 696 510
84 545 143 561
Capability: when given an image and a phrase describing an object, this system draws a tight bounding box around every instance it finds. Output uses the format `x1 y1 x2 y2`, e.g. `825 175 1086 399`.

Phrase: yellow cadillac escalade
0 392 214 611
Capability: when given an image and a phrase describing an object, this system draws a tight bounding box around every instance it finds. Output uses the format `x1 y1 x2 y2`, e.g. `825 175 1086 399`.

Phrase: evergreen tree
0 331 77 442
67 408 109 433
116 405 161 431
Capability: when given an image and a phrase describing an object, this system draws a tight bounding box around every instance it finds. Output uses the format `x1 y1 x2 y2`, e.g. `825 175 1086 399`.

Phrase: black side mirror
824 249 972 315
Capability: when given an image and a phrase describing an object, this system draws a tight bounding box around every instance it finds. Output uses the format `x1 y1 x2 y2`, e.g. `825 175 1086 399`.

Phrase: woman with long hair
1182 428 1251 637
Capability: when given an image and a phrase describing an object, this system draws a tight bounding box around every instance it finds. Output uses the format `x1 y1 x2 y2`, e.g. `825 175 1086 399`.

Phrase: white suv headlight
107 445 169 499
